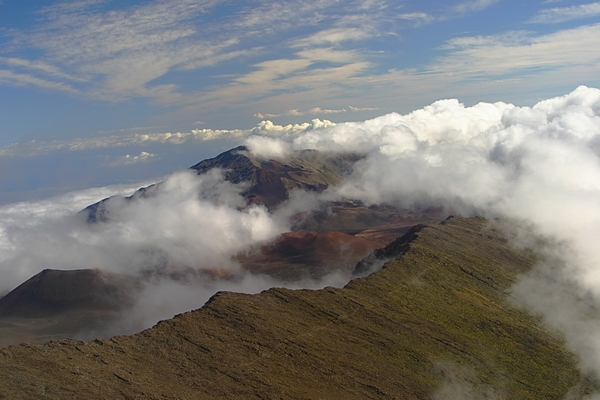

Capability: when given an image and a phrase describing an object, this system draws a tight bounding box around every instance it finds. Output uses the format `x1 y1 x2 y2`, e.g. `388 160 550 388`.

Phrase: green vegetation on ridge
0 217 596 399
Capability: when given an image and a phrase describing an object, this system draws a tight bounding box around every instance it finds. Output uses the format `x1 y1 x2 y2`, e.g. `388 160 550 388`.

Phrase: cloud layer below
2 87 600 379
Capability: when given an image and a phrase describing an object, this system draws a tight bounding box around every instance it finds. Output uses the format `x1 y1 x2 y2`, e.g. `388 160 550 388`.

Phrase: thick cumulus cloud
243 85 600 378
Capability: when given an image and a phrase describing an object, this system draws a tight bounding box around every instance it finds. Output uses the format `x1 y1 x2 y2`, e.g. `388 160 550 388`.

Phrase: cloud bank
241 85 600 378
3 87 600 382
0 119 336 158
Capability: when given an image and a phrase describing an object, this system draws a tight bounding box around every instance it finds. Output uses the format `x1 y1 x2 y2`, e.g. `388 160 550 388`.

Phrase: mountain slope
82 146 362 222
240 230 380 280
191 146 361 208
0 269 140 347
0 269 137 318
0 217 595 399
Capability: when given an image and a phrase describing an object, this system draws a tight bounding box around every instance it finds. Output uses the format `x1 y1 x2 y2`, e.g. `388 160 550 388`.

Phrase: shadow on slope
0 269 140 346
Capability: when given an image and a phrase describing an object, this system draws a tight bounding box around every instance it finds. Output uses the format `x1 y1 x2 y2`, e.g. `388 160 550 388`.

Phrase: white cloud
0 182 147 277
310 107 347 114
245 136 292 159
250 119 336 137
452 0 501 14
0 69 78 93
348 105 379 112
529 2 600 24
431 24 600 76
240 86 600 380
109 151 157 167
254 112 280 119
0 57 86 82
398 12 435 24
0 170 285 288
291 27 374 48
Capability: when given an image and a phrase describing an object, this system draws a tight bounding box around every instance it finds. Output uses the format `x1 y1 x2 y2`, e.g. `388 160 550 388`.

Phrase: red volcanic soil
294 201 448 245
239 230 381 280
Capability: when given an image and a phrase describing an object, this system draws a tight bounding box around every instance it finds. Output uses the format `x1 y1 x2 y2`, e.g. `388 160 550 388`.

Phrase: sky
1 0 600 203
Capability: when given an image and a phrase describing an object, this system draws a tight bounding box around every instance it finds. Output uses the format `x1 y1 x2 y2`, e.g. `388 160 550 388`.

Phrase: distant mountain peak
82 146 363 222
191 146 362 208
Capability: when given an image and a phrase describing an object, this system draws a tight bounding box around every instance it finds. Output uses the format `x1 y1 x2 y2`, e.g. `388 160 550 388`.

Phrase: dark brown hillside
240 230 380 279
0 269 137 318
83 147 362 222
0 269 140 347
192 146 362 208
0 217 595 399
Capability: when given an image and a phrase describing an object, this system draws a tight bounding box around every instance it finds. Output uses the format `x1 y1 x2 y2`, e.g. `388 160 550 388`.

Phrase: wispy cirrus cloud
398 12 435 24
0 69 78 93
189 49 373 113
529 2 600 24
452 0 501 15
201 21 600 118
2 0 389 109
4 0 229 102
0 57 86 82
290 27 375 48
2 0 599 132
431 24 600 77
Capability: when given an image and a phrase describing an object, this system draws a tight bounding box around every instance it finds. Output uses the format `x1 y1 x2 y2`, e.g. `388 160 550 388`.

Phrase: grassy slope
0 217 596 399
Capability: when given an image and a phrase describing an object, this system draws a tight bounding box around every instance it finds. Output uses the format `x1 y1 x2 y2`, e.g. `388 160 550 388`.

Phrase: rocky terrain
0 217 596 399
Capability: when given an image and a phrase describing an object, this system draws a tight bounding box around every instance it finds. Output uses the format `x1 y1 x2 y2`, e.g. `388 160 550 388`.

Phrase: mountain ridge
82 146 363 222
0 217 596 399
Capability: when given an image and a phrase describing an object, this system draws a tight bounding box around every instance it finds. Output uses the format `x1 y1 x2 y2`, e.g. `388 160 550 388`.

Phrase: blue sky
1 0 600 203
